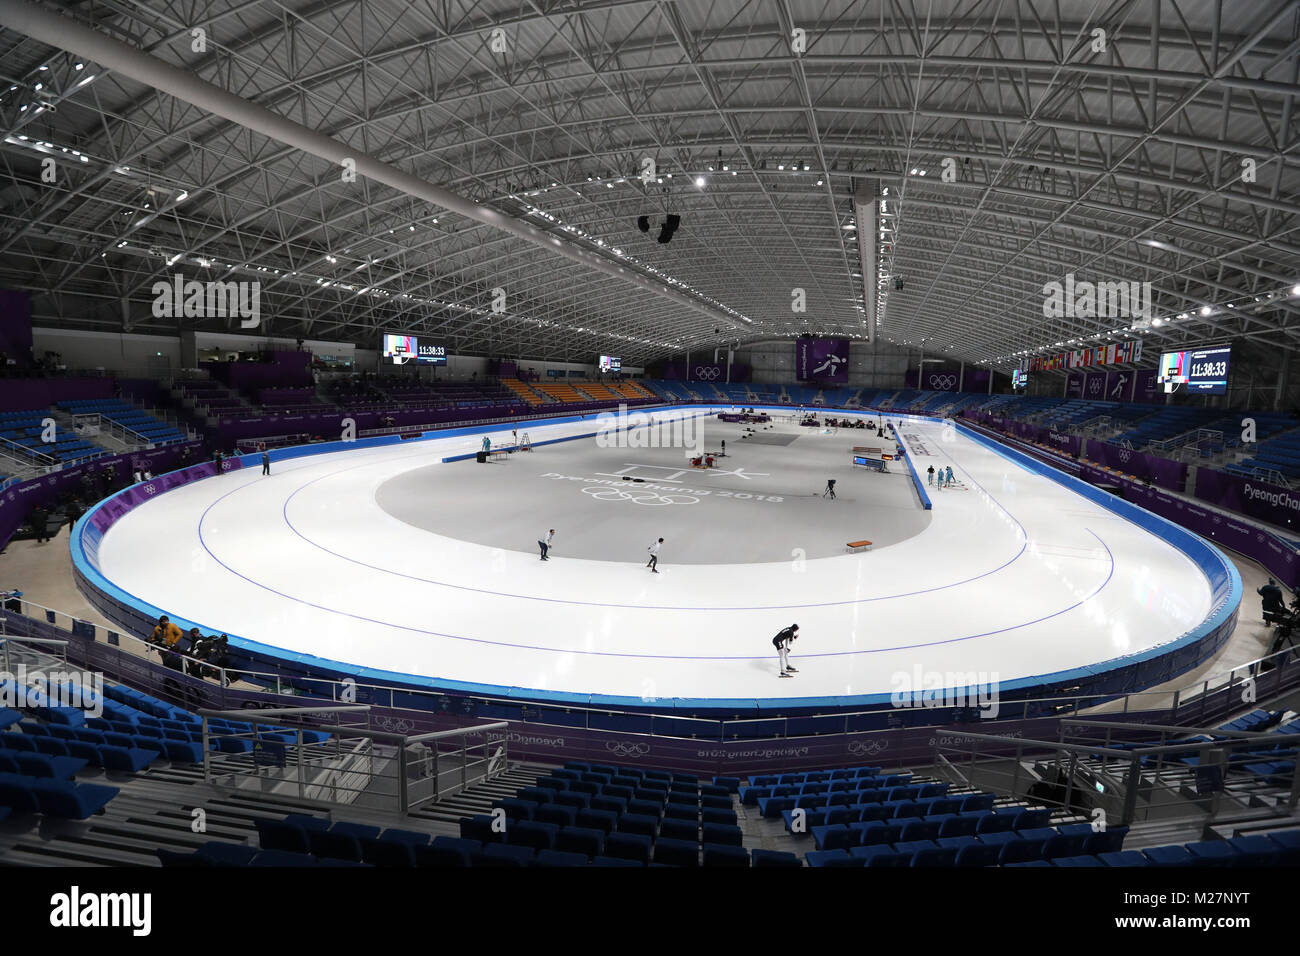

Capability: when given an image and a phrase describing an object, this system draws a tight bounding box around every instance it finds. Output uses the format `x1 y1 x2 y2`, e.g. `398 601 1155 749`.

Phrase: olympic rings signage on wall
927 373 957 390
693 366 723 380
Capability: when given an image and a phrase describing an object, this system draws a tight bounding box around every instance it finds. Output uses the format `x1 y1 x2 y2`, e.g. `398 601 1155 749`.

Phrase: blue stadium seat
751 849 802 867
361 829 430 866
604 832 652 864
193 843 259 866
653 837 700 866
310 822 381 862
416 836 479 866
1142 845 1194 866
702 843 749 867
1184 840 1236 866
475 843 534 867
534 849 589 867
511 820 560 851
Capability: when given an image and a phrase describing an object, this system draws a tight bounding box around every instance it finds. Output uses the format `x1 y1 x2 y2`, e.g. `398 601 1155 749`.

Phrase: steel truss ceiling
0 0 1296 370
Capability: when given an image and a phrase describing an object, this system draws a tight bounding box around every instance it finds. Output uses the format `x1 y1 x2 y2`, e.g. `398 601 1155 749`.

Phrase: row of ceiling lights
117 242 679 351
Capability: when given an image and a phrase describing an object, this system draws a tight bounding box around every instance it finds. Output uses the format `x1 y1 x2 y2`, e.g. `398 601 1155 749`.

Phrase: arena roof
0 0 1296 368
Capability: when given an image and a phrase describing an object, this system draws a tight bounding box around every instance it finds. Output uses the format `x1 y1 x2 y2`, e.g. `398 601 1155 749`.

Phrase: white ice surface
92 410 1215 701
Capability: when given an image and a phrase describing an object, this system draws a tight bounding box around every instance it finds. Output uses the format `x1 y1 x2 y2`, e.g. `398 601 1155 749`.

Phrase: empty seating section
374 382 519 412
175 379 244 416
255 386 325 412
58 399 188 446
434 761 761 867
0 666 336 828
580 382 618 401
612 381 653 400
535 383 587 403
1112 406 1223 448
1230 426 1300 481
1102 709 1297 789
501 378 545 405
758 763 1300 868
0 409 106 463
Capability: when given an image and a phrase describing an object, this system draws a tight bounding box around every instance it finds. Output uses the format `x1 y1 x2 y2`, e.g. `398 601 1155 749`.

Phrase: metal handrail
196 702 509 812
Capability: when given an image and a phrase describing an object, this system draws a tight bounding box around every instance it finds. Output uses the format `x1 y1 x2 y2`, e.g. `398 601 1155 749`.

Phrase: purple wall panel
1194 468 1300 533
966 421 1300 591
1086 440 1187 491
0 377 113 412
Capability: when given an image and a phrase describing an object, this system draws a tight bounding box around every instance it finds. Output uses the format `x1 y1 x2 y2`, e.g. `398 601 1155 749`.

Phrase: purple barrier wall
0 440 203 552
1040 427 1082 457
1195 468 1300 533
1086 440 1187 491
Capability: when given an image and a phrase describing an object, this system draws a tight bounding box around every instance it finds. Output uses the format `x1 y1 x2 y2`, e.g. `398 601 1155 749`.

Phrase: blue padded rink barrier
72 404 1240 718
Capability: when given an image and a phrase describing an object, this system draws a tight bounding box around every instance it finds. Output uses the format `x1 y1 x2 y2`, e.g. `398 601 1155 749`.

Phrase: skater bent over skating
773 624 799 677
538 529 555 561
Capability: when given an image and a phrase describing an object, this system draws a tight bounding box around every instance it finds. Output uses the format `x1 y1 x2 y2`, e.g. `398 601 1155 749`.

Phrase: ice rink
91 408 1218 703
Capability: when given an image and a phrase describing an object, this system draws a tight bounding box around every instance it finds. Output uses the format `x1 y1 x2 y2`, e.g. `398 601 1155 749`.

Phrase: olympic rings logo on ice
928 374 956 390
606 741 651 757
581 486 700 507
694 366 721 380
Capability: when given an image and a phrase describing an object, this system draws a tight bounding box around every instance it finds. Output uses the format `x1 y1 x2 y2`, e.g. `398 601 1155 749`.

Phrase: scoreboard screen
1158 345 1230 394
1184 346 1231 394
598 355 621 373
382 334 418 364
417 342 447 365
1011 370 1028 388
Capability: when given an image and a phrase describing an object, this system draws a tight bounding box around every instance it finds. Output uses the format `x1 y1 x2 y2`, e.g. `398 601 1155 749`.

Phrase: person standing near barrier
261 449 270 476
926 465 935 486
150 614 182 649
538 528 555 561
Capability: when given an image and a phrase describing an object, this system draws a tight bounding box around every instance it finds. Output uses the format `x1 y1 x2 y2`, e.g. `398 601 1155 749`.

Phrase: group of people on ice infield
537 528 801 678
926 464 957 489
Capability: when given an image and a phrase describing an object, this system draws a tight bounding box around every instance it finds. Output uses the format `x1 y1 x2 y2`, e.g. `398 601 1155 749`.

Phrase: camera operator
1259 578 1286 624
